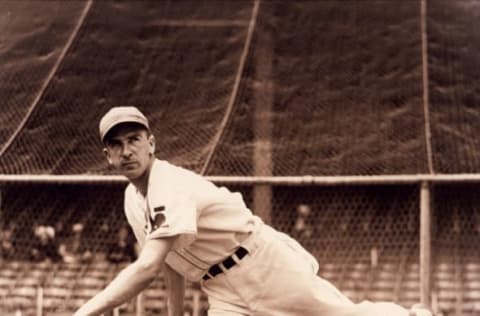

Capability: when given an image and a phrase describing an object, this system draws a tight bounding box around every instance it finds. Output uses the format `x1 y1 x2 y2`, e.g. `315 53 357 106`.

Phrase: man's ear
148 134 155 155
103 148 113 165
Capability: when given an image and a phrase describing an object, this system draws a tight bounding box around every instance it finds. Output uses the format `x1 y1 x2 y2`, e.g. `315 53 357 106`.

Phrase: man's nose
121 143 133 157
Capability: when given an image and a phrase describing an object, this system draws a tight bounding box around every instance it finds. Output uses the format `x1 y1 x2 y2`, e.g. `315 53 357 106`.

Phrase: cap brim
101 118 149 142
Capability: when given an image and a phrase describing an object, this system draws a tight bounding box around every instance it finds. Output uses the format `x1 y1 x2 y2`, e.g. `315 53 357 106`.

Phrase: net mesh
1 1 480 316
0 0 252 175
0 0 86 148
207 0 429 176
428 0 480 173
2 1 480 176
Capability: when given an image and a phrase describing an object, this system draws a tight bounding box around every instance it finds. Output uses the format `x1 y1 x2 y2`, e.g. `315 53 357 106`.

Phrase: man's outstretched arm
73 236 177 316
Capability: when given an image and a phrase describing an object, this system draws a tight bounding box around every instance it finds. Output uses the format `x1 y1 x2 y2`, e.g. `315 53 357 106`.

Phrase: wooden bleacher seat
436 301 456 315
0 265 20 278
71 286 100 301
464 262 480 272
399 288 419 301
318 262 342 283
367 290 395 302
17 276 41 287
434 288 457 315
76 275 106 289
55 262 83 277
43 284 71 313
143 288 167 314
49 275 72 287
43 298 69 314
43 285 70 298
397 263 419 302
342 262 369 285
9 296 32 309
0 275 16 289
463 289 480 300
184 287 207 315
85 260 111 275
141 274 167 313
10 285 37 298
67 297 88 310
464 280 480 291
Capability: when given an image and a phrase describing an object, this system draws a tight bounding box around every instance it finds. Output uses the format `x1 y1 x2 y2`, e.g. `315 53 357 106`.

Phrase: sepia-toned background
1 1 480 315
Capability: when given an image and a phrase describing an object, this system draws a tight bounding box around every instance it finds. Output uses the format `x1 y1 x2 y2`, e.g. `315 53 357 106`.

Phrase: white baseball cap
99 106 149 142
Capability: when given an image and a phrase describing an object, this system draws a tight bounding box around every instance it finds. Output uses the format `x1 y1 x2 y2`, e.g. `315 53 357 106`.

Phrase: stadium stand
1 1 480 315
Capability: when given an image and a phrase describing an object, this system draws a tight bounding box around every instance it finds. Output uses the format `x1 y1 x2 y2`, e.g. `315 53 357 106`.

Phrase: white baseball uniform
124 159 413 316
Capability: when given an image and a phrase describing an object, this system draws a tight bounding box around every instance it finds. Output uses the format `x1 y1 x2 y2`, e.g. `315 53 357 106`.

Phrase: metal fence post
420 181 432 307
36 285 43 316
136 293 144 316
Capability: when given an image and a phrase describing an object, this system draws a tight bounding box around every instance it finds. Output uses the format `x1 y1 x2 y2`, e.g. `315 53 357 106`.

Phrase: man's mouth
121 161 137 169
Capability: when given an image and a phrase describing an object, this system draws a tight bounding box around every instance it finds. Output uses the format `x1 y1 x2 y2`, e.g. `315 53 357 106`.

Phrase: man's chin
120 167 143 180
123 170 142 180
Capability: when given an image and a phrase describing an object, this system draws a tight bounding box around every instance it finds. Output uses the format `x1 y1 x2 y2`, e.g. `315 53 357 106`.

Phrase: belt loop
231 253 241 264
219 262 228 273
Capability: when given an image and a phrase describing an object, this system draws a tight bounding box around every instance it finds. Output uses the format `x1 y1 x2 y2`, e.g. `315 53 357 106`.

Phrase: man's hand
409 304 433 316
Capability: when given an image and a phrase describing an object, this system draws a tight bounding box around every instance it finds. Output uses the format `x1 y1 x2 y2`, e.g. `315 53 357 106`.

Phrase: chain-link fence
2 1 480 176
0 181 479 315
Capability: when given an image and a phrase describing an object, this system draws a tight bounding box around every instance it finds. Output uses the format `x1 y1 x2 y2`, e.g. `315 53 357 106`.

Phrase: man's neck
130 157 155 197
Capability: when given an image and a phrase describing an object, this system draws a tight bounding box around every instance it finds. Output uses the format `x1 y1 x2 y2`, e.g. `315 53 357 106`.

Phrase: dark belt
202 247 248 281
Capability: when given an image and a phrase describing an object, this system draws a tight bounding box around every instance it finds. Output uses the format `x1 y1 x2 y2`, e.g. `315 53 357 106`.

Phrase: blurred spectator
291 204 315 247
106 225 137 263
96 218 112 257
54 220 68 240
0 224 15 260
58 222 93 263
30 224 62 262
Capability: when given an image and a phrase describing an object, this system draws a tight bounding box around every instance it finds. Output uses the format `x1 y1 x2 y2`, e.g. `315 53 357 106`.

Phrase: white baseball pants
201 224 411 316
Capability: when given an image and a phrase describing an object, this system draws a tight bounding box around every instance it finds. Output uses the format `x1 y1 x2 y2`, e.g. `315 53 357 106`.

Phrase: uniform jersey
124 158 262 281
123 159 424 316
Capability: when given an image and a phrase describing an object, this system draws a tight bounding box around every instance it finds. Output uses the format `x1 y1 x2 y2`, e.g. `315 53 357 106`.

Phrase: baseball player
74 106 433 316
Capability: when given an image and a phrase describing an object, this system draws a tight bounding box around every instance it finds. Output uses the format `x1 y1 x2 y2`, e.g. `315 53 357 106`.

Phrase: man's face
103 123 155 180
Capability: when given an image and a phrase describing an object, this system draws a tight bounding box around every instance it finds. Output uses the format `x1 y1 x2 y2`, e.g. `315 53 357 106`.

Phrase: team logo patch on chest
149 206 168 231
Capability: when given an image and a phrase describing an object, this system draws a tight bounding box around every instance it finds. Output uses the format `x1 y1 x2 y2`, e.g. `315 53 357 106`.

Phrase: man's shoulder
152 159 190 174
152 159 204 184
124 183 136 196
124 184 139 209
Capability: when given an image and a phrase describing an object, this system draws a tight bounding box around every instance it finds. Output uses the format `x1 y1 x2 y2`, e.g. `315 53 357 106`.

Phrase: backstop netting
1 1 480 316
